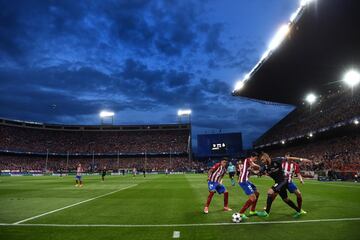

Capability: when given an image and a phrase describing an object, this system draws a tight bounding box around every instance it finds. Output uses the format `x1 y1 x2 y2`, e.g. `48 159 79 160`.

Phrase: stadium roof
232 0 360 105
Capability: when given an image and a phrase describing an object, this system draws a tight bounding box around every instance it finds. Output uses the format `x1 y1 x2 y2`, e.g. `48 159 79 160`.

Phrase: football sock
265 194 274 213
206 192 215 207
240 199 253 214
284 199 300 212
224 192 229 207
251 192 259 211
297 196 303 210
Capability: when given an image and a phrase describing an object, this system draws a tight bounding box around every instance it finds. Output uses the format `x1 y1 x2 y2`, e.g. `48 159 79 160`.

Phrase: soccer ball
232 213 242 223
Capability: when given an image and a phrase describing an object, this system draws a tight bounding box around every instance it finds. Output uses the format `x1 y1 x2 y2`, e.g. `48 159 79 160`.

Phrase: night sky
0 0 298 148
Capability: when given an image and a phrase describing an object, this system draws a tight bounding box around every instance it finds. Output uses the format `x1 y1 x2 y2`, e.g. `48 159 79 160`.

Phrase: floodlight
268 24 290 51
343 69 360 88
99 111 115 118
300 0 315 7
290 7 301 22
309 132 313 137
281 140 286 145
290 12 298 22
234 81 245 91
177 109 192 116
305 93 317 104
261 50 270 61
354 119 359 125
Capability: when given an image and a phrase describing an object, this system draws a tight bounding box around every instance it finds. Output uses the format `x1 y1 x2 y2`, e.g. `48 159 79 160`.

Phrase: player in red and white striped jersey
204 158 232 214
283 160 301 183
237 152 261 220
75 163 84 187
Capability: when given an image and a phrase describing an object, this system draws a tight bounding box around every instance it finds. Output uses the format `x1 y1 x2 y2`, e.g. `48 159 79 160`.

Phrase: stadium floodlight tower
343 69 360 89
177 109 192 123
99 110 115 125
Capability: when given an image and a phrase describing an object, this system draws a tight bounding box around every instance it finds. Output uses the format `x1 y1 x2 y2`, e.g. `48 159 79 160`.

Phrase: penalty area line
2 217 360 228
13 184 138 225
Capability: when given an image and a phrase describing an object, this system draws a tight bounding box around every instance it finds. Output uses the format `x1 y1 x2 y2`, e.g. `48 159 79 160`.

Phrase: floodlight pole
100 115 114 125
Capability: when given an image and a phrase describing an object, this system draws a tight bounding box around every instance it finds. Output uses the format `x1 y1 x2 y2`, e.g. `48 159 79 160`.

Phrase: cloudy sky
0 0 297 148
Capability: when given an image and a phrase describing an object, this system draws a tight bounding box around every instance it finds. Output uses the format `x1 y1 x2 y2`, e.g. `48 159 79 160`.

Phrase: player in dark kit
101 166 107 181
257 153 304 218
272 153 312 215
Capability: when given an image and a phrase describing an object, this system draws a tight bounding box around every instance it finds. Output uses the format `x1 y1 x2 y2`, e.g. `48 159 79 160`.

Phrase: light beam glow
305 93 317 104
268 24 290 51
177 109 192 116
99 111 115 118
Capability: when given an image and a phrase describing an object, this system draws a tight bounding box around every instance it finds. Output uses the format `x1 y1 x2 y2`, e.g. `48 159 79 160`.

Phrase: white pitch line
13 184 138 225
2 217 359 228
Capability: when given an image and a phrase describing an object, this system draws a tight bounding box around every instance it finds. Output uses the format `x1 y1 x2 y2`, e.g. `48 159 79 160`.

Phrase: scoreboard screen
197 132 243 158
211 143 227 154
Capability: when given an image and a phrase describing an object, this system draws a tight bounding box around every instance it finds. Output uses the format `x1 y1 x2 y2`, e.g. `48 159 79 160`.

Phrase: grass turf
0 174 359 239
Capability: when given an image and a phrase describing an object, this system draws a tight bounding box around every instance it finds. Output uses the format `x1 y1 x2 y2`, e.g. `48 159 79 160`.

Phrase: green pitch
0 174 359 240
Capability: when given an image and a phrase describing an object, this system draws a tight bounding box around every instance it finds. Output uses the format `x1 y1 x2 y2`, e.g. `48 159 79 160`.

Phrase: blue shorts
239 181 257 195
75 175 82 180
208 181 226 194
287 181 298 193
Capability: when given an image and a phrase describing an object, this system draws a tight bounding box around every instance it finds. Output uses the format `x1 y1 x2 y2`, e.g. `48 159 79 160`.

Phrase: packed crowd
267 135 360 172
0 125 189 154
0 155 205 172
255 88 360 146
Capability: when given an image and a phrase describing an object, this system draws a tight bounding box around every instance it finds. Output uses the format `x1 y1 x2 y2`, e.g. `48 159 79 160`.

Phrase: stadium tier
0 119 190 154
0 119 199 172
267 134 360 172
254 88 360 147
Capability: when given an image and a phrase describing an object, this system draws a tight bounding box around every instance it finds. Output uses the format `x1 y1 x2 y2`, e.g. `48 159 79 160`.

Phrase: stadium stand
254 88 360 147
267 135 360 172
0 119 203 172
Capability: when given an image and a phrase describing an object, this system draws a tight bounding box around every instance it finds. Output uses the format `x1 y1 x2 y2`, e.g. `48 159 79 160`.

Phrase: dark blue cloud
0 0 296 148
